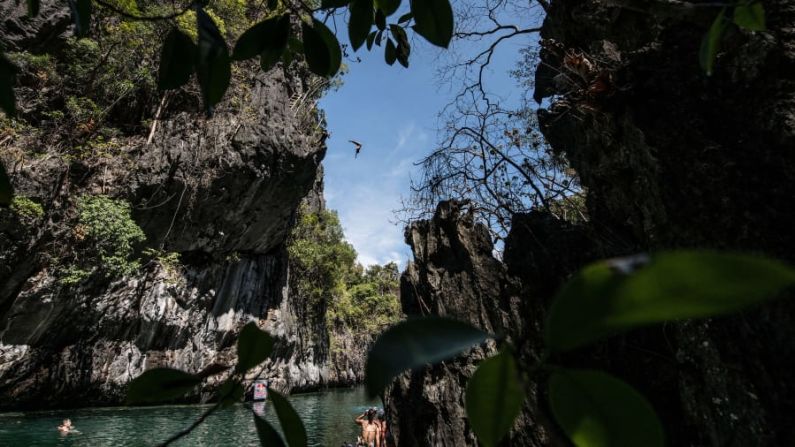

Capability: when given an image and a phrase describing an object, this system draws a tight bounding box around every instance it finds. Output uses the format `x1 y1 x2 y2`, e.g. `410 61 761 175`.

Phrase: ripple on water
0 387 379 447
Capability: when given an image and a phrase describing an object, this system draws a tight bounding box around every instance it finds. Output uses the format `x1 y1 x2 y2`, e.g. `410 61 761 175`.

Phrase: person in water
375 409 394 447
355 408 381 447
57 419 73 434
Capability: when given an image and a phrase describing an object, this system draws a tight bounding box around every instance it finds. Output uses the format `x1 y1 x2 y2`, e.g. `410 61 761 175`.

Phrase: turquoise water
0 387 379 446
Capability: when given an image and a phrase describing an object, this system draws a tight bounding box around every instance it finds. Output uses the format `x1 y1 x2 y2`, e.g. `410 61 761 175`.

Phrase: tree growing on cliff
287 206 401 334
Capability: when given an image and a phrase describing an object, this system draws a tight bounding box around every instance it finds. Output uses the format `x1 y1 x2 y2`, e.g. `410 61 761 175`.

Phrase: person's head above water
376 409 385 421
62 419 71 426
366 408 375 423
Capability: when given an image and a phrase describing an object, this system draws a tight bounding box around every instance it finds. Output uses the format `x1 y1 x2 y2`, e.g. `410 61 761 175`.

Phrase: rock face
391 0 795 445
0 3 354 410
387 202 551 447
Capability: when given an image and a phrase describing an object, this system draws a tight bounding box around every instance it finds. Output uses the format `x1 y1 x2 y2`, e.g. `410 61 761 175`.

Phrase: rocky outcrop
0 3 347 409
533 0 795 445
387 202 550 447
391 0 795 445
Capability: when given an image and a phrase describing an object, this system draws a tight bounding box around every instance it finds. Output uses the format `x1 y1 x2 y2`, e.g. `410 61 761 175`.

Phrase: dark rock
387 201 550 447
391 0 795 445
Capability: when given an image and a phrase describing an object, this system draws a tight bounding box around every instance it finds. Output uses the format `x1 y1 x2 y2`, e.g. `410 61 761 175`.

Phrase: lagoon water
0 387 378 446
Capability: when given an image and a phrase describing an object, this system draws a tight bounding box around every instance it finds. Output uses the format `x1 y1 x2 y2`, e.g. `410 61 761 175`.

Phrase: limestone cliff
0 1 355 410
390 0 795 445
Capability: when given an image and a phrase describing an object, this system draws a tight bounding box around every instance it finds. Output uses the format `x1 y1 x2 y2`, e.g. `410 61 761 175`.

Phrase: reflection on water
0 387 379 446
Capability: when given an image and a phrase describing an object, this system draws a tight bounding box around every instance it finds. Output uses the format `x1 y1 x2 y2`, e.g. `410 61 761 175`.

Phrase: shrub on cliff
59 194 146 284
287 207 401 336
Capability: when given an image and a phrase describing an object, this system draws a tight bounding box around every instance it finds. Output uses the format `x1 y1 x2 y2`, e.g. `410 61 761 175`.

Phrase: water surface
0 387 378 446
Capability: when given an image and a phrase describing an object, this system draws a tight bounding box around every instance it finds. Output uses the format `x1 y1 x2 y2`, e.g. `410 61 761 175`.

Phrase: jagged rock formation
0 2 359 410
390 0 795 445
387 202 553 447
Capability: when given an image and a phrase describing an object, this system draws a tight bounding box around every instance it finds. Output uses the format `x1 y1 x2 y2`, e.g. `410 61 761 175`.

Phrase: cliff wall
0 1 359 410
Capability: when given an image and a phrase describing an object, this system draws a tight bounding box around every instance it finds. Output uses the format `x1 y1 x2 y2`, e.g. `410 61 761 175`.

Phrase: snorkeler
57 419 73 434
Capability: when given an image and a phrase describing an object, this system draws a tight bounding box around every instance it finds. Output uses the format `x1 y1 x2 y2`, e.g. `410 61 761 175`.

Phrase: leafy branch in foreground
0 0 453 119
364 250 795 447
700 0 766 75
0 0 455 205
125 321 307 446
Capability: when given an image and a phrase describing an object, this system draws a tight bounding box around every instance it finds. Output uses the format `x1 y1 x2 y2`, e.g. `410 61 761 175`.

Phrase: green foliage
0 53 18 118
58 266 91 286
302 19 342 78
10 196 44 219
126 368 201 404
0 0 456 147
254 412 287 447
409 0 454 48
288 208 356 314
465 349 524 447
232 14 290 65
365 317 491 397
236 321 275 373
548 369 664 447
544 251 795 352
733 2 765 31
196 8 232 116
349 0 375 51
269 389 308 447
287 207 401 348
701 1 766 75
73 194 146 279
0 163 14 206
700 8 728 76
125 320 307 446
159 28 196 90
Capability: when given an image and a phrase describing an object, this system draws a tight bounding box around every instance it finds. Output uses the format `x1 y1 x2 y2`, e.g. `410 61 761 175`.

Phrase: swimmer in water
57 418 73 434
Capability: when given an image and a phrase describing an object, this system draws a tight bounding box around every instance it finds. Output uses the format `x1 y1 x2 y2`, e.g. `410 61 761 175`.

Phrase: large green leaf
545 251 795 352
390 24 410 67
384 38 397 65
349 0 375 51
195 7 231 116
375 9 387 31
236 322 275 373
0 161 13 207
365 317 490 397
218 380 244 408
126 368 201 404
549 369 664 447
232 14 290 63
465 350 524 447
301 19 342 77
69 0 91 37
734 2 765 31
0 53 17 118
253 412 287 447
699 8 728 76
269 389 308 447
410 0 453 48
321 0 350 8
366 30 377 50
27 0 40 17
375 0 401 16
158 28 196 90
260 16 291 71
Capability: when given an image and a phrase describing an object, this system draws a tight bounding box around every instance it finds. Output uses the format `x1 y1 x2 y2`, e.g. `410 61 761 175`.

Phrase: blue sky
318 14 539 267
